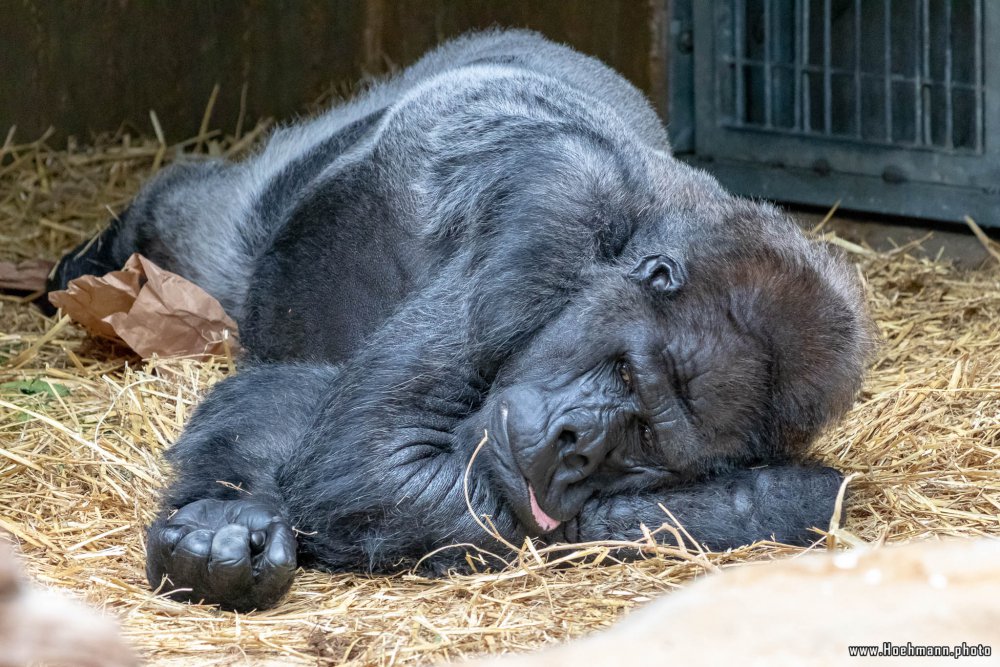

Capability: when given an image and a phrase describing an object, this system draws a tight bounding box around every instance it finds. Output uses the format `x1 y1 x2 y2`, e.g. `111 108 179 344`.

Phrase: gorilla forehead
509 259 770 403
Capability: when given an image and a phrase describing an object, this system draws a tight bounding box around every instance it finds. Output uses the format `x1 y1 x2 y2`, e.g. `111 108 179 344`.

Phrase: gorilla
49 30 871 612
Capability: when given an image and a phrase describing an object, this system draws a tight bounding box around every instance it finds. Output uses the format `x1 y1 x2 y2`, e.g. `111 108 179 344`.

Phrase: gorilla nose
557 428 590 470
500 384 607 484
550 421 605 478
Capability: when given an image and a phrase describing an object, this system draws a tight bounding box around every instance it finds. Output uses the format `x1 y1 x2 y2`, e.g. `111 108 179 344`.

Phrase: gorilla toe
146 498 297 612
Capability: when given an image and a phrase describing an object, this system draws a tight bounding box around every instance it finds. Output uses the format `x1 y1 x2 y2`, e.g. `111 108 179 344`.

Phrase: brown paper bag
48 253 240 359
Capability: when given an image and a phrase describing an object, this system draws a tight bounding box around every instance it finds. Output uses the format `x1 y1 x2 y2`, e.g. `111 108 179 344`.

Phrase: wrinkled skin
48 30 871 612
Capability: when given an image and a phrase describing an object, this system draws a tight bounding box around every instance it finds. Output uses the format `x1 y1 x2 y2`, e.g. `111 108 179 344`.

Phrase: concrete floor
790 207 999 271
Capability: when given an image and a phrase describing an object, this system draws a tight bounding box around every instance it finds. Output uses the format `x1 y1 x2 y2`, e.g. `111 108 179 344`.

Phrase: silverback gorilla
49 31 872 612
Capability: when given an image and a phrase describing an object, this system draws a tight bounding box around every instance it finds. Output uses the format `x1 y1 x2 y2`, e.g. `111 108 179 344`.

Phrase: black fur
49 30 871 612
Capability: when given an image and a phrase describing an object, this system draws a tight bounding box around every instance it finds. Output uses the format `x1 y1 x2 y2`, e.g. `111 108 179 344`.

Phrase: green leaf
0 379 71 397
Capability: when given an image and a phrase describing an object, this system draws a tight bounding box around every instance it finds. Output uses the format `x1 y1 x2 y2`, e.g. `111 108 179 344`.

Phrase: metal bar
823 0 832 134
764 0 773 127
734 0 746 124
884 0 892 142
974 0 983 152
921 0 931 145
943 0 953 149
914 0 924 145
717 9 726 124
794 0 803 130
854 0 862 138
802 0 811 131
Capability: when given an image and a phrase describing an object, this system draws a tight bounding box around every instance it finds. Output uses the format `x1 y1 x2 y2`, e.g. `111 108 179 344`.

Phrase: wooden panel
0 0 665 144
373 0 667 116
1 0 368 142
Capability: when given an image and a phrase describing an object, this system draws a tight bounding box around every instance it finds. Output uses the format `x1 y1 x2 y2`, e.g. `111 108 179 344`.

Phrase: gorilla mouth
527 484 561 532
496 402 563 534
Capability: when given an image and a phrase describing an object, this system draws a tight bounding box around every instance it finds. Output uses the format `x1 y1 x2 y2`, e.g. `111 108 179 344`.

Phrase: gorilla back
50 30 872 612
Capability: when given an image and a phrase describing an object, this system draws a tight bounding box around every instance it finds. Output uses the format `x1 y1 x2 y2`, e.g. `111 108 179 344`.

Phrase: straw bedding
1 125 999 666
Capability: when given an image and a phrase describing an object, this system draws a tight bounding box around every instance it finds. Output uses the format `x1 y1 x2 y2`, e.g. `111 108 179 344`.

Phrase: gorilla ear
628 254 686 293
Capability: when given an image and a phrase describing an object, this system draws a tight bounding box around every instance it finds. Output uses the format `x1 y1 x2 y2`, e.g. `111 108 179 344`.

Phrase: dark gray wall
1 0 668 143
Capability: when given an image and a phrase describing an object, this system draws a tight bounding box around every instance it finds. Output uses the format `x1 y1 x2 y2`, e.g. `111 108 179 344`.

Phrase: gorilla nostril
557 429 577 448
556 429 588 469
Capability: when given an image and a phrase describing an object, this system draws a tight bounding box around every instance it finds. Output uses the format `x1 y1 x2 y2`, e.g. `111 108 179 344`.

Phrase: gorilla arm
146 275 528 611
273 274 526 571
145 363 340 611
142 137 633 609
566 465 844 550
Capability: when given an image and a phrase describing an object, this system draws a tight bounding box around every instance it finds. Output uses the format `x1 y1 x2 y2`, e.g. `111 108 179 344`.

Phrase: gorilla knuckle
174 530 214 558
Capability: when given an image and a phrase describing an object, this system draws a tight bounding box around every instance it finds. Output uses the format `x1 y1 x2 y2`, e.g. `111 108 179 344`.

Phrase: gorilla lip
527 484 561 532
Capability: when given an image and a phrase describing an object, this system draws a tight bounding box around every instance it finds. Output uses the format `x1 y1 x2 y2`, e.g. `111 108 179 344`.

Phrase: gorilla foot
146 498 297 612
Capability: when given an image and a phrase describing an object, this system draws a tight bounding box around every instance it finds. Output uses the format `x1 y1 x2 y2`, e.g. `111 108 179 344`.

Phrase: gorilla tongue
527 484 561 532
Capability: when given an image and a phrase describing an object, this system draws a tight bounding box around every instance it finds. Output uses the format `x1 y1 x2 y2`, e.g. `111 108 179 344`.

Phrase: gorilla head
485 202 870 534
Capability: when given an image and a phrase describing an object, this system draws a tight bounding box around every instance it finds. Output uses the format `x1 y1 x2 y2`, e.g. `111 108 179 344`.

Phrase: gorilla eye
616 359 634 391
640 423 656 451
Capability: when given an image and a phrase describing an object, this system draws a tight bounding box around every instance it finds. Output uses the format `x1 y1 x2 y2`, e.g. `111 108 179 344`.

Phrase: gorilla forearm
274 300 523 570
571 466 843 551
159 363 340 509
146 363 344 611
146 355 505 608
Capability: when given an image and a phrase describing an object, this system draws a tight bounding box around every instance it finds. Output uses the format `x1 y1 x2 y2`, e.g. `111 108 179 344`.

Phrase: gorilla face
485 241 860 535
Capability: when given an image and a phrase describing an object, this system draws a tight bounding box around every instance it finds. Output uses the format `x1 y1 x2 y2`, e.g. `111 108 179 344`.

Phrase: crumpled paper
0 259 54 293
48 253 240 359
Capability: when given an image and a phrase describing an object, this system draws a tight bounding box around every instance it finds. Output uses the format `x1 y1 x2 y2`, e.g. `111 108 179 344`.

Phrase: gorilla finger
173 528 214 559
168 529 215 597
251 522 296 594
207 524 254 594
260 521 297 574
159 524 193 550
250 530 266 552
147 520 189 564
209 524 252 568
146 520 186 588
246 523 297 609
149 524 189 574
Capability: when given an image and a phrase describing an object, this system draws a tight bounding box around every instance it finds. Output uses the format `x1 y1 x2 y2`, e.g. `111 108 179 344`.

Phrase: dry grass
1 125 999 666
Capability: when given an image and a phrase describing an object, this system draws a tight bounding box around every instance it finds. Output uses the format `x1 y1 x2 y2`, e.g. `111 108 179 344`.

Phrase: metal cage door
670 0 1000 225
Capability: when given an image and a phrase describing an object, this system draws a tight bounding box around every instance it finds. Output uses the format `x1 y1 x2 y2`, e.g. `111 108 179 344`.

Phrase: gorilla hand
146 499 297 612
565 465 844 551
